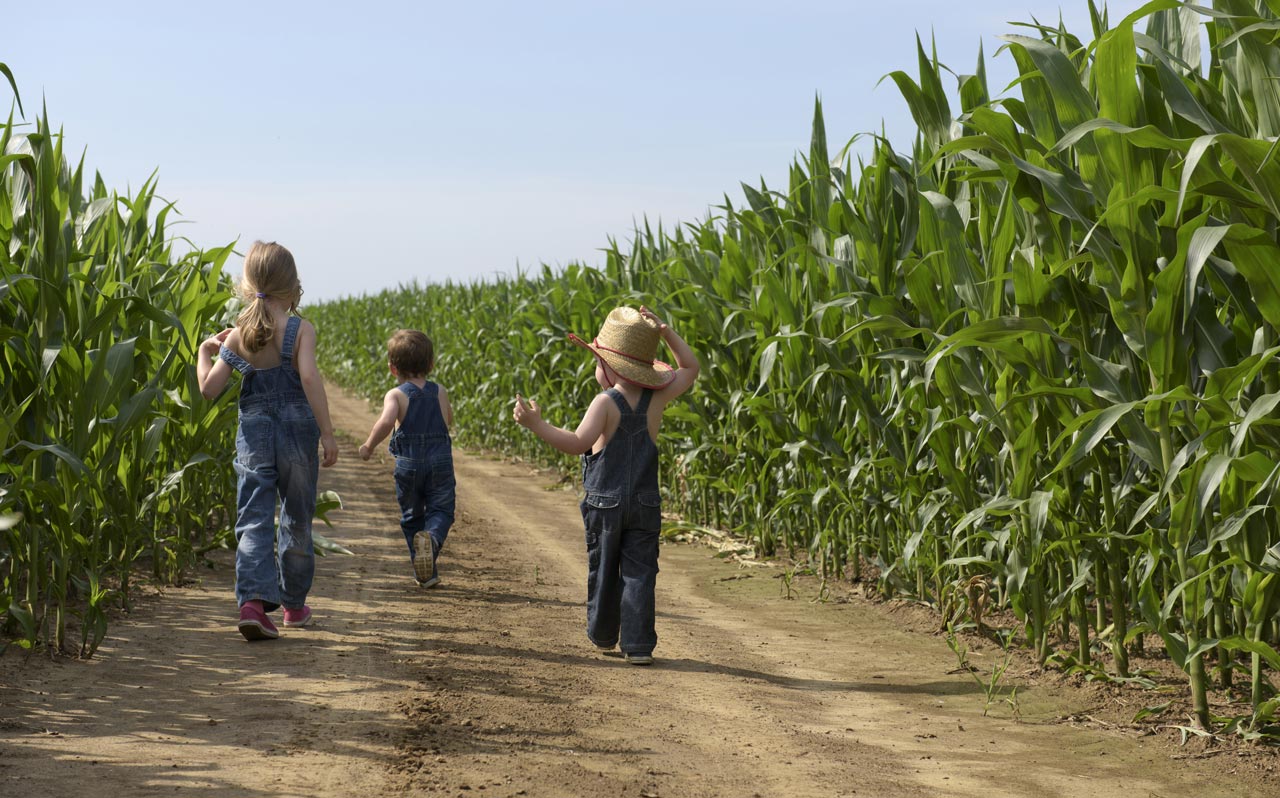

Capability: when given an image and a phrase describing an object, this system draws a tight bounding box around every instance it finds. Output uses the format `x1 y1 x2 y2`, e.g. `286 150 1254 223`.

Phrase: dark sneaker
624 652 654 666
238 604 280 641
414 532 440 588
282 605 312 627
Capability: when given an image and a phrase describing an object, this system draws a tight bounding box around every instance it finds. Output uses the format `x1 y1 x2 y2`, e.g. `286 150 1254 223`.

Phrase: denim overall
219 316 318 612
580 388 662 656
388 381 455 559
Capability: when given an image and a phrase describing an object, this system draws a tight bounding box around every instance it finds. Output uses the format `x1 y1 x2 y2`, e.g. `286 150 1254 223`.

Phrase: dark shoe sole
413 532 437 583
238 620 280 641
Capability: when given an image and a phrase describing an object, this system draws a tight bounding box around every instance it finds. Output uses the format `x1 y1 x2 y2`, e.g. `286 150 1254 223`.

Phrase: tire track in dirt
339 386 1239 798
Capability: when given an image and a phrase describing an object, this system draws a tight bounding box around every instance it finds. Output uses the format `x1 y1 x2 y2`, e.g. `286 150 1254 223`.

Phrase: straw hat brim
569 334 676 389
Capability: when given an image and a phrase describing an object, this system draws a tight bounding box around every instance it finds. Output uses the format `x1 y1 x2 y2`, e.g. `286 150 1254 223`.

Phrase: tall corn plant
313 0 1280 734
1 66 240 656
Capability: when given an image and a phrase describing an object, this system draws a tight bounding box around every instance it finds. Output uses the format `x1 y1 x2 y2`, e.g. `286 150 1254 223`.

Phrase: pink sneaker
282 605 312 628
238 603 279 641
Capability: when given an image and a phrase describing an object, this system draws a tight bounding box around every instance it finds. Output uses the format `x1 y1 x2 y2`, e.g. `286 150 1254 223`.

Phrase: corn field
312 2 1280 734
0 66 242 656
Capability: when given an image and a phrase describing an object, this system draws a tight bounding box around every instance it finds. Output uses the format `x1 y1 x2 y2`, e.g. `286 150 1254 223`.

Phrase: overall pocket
634 491 662 533
585 492 620 510
582 492 621 547
235 415 275 470
394 464 422 506
281 414 320 467
430 449 454 473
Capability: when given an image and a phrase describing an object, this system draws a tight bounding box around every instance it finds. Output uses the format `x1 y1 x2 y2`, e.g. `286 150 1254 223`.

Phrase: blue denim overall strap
579 388 661 656
581 388 658 498
279 315 299 368
219 316 307 408
226 314 318 612
388 381 451 459
218 315 302 373
388 380 456 560
218 343 254 375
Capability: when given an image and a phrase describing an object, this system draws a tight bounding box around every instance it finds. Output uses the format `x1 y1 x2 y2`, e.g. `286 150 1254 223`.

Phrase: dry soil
1 384 1274 797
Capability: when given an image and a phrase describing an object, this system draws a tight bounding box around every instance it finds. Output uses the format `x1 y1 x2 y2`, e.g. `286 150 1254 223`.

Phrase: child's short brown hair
387 329 434 378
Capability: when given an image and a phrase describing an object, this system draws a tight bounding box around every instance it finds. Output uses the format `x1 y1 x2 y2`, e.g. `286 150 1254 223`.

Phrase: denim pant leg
234 415 283 609
423 451 456 553
582 498 623 647
276 412 319 609
395 461 429 557
618 494 662 655
618 528 660 655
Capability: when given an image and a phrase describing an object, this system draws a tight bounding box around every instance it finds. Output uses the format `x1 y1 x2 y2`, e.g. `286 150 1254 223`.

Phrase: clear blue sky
7 1 1150 301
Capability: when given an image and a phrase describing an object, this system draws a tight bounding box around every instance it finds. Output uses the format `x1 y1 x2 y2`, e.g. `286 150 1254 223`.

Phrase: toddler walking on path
513 306 698 665
197 241 338 641
359 329 456 587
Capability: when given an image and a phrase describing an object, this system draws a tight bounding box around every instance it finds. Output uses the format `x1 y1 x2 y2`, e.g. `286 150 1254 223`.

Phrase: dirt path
0 384 1267 797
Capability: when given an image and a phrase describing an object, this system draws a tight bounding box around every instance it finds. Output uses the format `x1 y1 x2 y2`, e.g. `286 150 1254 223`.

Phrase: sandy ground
1 384 1274 797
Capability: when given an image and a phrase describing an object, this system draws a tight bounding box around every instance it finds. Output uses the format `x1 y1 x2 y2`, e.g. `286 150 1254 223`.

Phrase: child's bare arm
438 385 454 428
513 393 610 455
640 306 699 402
197 328 234 400
359 389 402 460
295 321 338 467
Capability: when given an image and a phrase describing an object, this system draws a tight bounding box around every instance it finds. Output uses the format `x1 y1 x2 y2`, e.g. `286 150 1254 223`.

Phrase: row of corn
0 67 240 656
313 2 1280 734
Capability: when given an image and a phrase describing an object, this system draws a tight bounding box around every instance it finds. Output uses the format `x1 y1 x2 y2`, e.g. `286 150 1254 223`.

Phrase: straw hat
569 307 676 389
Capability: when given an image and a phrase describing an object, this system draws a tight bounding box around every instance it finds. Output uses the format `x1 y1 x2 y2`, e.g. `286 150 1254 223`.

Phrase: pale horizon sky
7 0 1153 302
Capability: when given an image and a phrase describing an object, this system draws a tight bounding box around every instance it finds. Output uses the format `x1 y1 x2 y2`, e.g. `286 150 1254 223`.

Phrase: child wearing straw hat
513 306 699 665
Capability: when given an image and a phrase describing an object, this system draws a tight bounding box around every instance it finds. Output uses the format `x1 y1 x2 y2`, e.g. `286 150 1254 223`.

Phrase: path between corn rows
0 384 1257 798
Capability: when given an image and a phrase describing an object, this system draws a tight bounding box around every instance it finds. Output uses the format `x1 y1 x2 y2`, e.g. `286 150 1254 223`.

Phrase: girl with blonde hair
197 241 338 641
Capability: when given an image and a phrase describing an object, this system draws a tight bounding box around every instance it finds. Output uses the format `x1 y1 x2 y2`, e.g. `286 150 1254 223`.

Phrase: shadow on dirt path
0 382 1262 797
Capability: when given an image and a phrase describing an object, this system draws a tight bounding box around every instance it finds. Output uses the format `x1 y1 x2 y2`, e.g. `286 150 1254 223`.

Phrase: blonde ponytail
236 241 300 354
235 296 277 354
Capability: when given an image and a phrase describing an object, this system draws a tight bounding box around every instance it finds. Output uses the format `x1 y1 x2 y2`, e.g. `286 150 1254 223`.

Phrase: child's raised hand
512 394 541 428
638 306 668 332
200 328 233 357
